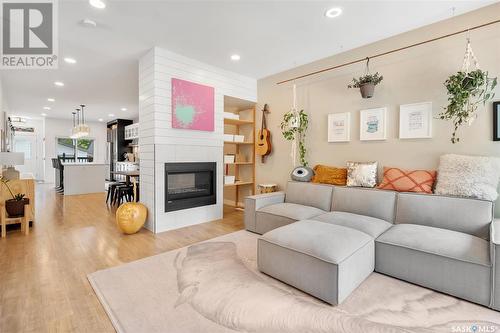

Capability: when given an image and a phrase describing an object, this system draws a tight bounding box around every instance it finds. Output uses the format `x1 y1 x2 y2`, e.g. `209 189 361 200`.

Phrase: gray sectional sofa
245 181 500 310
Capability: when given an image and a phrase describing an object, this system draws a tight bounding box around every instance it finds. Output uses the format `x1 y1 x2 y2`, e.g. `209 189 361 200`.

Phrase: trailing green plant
280 110 309 166
0 176 25 201
347 72 383 89
438 69 497 143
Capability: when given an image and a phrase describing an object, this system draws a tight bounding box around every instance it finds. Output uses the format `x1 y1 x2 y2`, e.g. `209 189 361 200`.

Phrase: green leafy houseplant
438 69 497 143
348 72 383 98
0 176 28 217
280 110 309 166
347 72 384 88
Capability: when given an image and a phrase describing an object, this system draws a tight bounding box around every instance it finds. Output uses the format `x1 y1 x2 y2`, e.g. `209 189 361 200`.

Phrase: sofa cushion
258 220 374 305
331 186 397 223
375 224 491 306
396 192 493 240
255 203 326 234
377 167 436 193
313 211 392 238
285 181 333 211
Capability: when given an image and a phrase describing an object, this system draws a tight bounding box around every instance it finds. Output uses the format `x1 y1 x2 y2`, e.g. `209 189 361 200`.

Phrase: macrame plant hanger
290 84 299 167
461 32 481 124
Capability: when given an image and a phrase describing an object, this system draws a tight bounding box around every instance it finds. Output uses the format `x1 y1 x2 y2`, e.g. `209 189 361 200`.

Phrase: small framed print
360 107 387 141
493 102 500 141
328 112 350 142
399 102 433 139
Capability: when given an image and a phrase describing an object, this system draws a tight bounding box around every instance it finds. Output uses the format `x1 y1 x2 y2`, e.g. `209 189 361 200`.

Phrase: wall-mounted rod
276 18 500 85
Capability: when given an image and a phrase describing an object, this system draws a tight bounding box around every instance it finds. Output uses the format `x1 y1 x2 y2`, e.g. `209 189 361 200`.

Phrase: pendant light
78 104 90 138
70 111 78 139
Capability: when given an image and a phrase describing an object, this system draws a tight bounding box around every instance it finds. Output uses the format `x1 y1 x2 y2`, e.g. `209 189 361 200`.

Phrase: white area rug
88 230 500 333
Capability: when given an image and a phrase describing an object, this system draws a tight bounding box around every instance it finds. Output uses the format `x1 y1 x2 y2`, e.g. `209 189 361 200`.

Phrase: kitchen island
62 162 107 195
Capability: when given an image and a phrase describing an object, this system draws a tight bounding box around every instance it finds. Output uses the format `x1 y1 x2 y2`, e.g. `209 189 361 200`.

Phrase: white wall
257 4 500 214
11 117 44 180
44 118 107 183
139 47 256 233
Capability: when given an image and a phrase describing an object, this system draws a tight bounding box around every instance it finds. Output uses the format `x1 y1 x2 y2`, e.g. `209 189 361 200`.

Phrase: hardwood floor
0 184 244 333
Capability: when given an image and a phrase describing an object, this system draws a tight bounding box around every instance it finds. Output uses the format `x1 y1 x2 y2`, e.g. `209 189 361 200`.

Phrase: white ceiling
1 0 496 122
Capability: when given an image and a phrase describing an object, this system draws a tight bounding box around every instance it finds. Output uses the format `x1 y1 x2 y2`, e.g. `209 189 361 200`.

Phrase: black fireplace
165 162 216 212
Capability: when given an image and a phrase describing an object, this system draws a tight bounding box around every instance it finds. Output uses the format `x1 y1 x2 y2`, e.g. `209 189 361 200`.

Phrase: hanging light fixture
78 104 90 137
70 111 79 139
70 105 90 138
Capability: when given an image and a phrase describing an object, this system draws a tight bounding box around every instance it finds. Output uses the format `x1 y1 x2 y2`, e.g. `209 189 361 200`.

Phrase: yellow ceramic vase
116 202 148 234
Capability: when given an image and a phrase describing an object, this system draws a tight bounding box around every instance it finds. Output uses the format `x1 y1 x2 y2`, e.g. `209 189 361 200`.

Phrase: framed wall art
493 102 500 141
399 102 433 139
360 107 387 141
172 78 215 131
328 112 350 142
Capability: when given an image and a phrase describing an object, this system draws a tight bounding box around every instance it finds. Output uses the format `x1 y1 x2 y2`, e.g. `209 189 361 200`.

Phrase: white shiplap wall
139 47 257 233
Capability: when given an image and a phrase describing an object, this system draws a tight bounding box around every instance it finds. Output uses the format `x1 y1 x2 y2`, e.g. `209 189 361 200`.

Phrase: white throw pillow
434 154 500 201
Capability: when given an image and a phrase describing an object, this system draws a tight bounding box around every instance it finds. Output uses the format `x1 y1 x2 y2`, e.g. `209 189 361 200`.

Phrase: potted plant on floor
347 58 383 99
0 177 28 217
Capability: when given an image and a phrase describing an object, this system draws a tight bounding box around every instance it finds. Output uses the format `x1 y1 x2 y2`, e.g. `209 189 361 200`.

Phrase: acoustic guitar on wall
256 104 271 163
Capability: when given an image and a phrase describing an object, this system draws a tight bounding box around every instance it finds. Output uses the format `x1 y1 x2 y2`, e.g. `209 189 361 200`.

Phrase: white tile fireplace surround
139 47 256 233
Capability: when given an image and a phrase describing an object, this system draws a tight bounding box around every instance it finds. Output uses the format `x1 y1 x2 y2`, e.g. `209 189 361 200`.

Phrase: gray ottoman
258 220 374 305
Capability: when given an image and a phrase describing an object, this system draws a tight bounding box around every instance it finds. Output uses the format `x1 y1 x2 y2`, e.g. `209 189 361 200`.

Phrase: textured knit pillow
377 167 436 193
434 154 500 201
311 165 347 186
346 161 378 188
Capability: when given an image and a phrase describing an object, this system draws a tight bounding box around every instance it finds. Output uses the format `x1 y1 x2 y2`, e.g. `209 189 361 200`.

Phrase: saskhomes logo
1 0 58 69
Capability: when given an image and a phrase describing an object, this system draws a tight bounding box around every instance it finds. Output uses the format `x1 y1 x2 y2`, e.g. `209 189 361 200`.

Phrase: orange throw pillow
311 165 347 186
378 167 437 193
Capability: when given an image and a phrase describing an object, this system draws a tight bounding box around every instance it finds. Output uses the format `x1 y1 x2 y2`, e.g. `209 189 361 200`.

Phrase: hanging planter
280 85 309 167
348 58 383 99
438 38 497 143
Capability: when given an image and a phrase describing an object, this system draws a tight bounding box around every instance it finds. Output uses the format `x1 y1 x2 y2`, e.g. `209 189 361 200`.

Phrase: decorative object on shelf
258 183 278 194
492 102 500 141
399 102 433 139
291 166 314 182
0 176 28 217
434 154 500 201
224 175 235 185
360 107 387 141
346 161 378 188
71 105 90 138
347 58 383 98
438 38 497 144
116 201 148 235
0 152 24 180
172 78 214 131
377 167 436 194
328 112 350 142
311 165 347 186
224 155 235 164
281 85 309 167
256 104 271 162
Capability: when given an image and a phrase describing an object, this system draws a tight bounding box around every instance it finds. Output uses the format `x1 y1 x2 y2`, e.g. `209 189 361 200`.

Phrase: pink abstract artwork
171 78 215 131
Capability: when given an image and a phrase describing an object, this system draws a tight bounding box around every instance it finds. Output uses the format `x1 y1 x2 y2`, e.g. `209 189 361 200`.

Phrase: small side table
1 205 29 238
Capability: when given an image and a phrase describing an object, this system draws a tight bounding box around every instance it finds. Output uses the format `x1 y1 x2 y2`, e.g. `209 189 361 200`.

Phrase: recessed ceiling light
89 0 106 9
47 98 55 102
54 81 64 87
64 57 77 64
81 18 97 28
108 114 115 117
43 106 51 110
41 113 47 117
230 54 241 61
325 7 342 18
98 118 104 122
120 107 127 111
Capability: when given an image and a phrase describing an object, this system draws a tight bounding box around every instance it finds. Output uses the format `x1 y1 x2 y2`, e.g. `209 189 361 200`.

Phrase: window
56 137 94 160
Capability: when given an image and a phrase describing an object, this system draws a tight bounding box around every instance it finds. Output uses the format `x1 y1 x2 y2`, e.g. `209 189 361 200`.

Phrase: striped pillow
377 167 436 193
